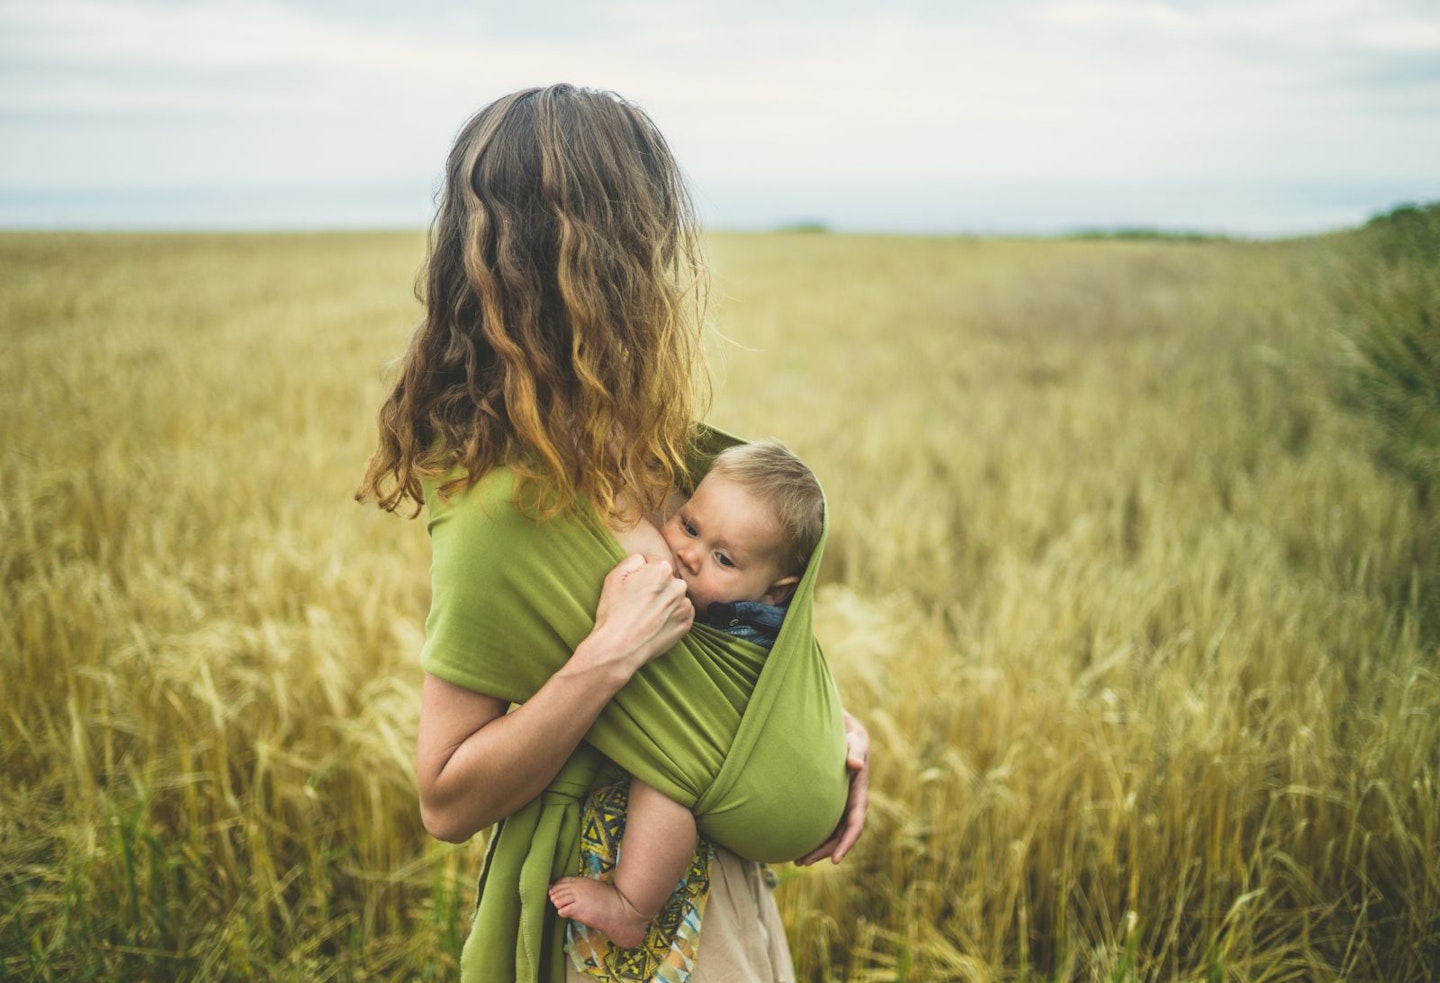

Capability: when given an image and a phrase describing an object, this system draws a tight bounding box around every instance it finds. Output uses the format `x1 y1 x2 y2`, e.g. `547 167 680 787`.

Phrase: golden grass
2 229 1436 981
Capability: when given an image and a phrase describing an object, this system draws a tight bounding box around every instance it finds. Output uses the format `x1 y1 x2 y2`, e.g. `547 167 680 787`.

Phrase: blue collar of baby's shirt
701 599 789 632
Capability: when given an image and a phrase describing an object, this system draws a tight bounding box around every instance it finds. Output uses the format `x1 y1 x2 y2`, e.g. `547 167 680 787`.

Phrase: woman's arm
417 553 693 843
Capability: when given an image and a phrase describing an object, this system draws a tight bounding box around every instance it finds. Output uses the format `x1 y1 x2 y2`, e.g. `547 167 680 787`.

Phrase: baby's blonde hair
707 439 823 577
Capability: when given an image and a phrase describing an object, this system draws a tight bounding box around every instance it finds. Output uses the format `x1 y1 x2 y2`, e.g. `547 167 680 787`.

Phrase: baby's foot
549 876 649 949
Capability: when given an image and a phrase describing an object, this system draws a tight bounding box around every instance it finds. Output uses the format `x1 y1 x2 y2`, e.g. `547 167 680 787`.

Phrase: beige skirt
565 847 794 983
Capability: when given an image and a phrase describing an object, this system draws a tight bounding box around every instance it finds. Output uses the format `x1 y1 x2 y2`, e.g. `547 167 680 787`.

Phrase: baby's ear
761 575 800 606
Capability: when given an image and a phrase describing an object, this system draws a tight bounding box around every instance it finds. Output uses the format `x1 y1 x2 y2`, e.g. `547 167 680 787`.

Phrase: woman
358 84 869 982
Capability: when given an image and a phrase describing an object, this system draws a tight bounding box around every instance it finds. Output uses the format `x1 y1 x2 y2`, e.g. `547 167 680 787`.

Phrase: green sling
420 427 849 982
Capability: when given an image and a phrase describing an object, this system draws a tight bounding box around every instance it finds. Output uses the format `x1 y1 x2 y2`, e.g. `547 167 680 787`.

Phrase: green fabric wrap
420 428 849 983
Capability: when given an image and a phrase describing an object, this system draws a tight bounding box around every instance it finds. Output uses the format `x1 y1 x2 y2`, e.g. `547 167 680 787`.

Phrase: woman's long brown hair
358 84 709 521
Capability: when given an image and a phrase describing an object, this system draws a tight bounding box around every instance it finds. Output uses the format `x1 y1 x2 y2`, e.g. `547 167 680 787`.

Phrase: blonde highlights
358 84 709 520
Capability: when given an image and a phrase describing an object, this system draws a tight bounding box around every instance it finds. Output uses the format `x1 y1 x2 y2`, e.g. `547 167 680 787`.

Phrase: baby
548 439 825 948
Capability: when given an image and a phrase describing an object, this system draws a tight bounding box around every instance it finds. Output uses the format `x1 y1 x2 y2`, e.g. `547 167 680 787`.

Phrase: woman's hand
795 710 871 866
417 552 691 843
582 553 694 678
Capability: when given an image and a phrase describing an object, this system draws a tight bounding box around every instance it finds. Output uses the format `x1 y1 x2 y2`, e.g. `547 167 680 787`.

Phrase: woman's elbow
421 803 468 844
420 796 488 844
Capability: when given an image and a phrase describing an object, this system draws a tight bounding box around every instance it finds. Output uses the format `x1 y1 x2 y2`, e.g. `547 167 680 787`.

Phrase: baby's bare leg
611 779 698 916
549 779 697 949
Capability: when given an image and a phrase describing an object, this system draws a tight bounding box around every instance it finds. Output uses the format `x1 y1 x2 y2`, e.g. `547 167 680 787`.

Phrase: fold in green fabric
421 427 849 983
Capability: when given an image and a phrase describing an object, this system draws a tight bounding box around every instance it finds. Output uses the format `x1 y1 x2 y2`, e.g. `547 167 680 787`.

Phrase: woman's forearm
417 553 693 842
417 646 627 841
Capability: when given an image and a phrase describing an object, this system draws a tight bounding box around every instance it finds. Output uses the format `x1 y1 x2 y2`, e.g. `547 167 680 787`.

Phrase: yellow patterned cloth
566 780 713 982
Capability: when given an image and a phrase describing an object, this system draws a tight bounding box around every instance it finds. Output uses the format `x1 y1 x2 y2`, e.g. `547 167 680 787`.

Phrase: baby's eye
682 519 698 536
715 553 736 569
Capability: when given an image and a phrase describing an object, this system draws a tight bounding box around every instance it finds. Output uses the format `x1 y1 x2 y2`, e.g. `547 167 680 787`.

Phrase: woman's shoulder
422 465 518 519
423 467 564 561
423 466 616 559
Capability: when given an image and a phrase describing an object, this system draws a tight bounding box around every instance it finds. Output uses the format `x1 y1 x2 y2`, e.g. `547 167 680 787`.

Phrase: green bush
1340 203 1440 503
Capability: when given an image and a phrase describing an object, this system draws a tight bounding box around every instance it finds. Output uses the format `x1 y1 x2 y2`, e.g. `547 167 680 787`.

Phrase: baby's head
660 439 824 614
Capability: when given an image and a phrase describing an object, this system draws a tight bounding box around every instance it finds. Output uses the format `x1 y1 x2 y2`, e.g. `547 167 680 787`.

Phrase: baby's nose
675 543 698 571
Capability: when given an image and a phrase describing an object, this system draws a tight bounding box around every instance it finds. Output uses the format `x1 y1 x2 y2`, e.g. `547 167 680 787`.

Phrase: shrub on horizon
1339 202 1440 506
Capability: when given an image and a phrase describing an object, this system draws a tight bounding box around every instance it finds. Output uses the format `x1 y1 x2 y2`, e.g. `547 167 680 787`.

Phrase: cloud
1 0 479 116
1029 0 1440 84
0 0 1435 232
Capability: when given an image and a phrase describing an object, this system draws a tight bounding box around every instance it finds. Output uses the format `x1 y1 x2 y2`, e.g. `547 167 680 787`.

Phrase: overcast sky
2 0 1438 234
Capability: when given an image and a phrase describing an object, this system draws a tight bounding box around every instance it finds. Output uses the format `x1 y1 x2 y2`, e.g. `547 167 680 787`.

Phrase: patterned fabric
567 780 714 983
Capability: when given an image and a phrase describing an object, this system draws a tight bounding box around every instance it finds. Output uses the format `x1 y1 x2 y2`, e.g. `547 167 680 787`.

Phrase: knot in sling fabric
420 427 849 983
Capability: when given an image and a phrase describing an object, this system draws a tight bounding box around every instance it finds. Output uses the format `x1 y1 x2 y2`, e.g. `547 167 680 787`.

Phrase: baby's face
660 472 788 614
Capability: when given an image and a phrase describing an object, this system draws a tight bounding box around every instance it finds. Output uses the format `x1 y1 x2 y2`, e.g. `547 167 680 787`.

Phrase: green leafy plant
1339 203 1440 504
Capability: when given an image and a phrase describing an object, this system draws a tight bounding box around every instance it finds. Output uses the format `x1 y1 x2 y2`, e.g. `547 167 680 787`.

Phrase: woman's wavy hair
358 84 709 521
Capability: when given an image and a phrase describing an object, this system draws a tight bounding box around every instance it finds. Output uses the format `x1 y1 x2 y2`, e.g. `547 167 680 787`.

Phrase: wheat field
2 228 1436 981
